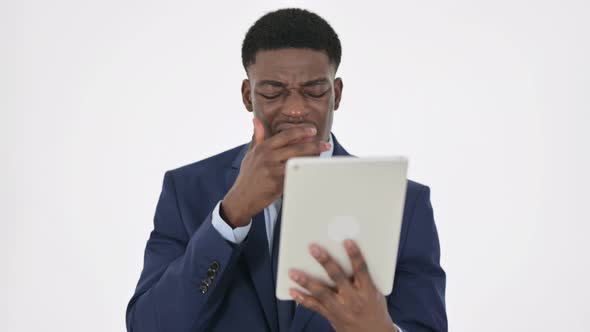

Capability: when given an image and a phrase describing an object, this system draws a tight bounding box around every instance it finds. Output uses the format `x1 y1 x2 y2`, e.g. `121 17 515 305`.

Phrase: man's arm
126 171 246 332
126 124 330 331
387 186 447 332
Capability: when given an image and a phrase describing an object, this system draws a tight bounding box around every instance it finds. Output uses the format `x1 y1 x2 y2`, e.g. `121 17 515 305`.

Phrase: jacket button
210 261 220 271
202 278 212 287
207 269 215 279
199 284 208 294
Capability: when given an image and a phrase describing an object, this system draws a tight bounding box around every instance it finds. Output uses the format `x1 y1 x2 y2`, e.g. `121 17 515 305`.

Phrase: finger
268 163 287 178
289 269 337 307
309 244 354 296
344 239 373 288
273 141 331 162
250 117 266 149
289 288 331 320
266 126 317 149
285 134 316 145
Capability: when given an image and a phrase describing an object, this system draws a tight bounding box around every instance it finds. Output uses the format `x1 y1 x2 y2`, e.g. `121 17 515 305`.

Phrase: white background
2 0 589 331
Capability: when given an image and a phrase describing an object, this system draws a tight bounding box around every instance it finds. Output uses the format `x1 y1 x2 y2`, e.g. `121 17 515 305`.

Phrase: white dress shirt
210 133 404 332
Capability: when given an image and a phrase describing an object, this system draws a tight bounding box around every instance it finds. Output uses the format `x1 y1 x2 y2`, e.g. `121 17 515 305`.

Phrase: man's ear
334 77 343 111
241 79 253 112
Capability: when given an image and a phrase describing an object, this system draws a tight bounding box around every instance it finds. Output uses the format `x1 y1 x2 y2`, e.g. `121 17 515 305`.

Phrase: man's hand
221 118 331 228
288 240 397 332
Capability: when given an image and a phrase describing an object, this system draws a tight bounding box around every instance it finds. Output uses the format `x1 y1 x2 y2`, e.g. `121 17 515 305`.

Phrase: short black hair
241 8 342 72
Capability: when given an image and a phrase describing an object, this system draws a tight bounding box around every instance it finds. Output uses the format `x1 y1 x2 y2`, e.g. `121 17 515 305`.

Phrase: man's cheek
254 112 277 136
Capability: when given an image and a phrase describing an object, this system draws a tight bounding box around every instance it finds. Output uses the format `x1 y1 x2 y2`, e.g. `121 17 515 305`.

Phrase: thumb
251 117 266 147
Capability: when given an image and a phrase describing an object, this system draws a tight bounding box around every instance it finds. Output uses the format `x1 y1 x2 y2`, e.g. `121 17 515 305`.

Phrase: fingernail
323 142 331 150
289 289 302 302
308 127 317 135
344 239 356 252
310 245 320 258
289 270 300 281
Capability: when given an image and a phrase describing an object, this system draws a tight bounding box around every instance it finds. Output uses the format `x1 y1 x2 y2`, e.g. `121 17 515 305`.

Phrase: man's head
241 8 343 142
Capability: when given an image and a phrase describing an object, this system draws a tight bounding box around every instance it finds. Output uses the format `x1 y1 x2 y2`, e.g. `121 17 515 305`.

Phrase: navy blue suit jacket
126 134 447 332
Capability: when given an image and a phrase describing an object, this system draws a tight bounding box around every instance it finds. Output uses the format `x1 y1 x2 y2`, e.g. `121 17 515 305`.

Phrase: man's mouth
276 122 316 133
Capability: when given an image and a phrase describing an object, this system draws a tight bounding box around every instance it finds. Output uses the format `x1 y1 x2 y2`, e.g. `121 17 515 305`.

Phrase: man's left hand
288 239 398 332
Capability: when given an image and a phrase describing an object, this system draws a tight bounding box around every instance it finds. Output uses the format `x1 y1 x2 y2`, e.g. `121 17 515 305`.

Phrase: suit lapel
331 134 352 158
225 142 279 332
243 211 279 332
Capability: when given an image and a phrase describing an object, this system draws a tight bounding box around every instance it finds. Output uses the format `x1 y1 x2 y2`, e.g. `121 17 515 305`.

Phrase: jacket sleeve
388 186 448 332
126 171 245 332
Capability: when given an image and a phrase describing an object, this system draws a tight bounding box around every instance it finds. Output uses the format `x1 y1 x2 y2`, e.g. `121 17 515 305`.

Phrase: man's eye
259 93 282 100
304 89 329 98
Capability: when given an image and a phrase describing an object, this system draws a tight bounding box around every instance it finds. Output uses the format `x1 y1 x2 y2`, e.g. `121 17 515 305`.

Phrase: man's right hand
220 118 331 228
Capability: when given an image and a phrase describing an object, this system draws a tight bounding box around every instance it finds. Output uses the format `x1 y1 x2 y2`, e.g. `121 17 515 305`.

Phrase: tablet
275 156 408 300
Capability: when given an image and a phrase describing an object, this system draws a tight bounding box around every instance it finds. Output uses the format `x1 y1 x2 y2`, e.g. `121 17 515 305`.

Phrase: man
126 8 446 332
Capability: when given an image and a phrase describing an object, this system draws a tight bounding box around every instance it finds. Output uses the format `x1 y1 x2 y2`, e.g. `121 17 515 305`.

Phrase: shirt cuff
394 322 404 332
211 200 252 244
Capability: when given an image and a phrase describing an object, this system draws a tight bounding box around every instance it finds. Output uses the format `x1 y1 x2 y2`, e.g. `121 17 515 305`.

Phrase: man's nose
282 90 309 119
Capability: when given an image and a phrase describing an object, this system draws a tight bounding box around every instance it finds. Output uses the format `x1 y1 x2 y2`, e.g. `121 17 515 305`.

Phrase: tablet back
276 156 408 300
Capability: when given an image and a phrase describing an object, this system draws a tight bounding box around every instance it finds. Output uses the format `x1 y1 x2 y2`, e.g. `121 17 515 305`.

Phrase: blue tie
271 203 295 332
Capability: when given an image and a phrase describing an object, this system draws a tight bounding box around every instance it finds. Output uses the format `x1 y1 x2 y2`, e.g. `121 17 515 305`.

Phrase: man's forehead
248 48 334 82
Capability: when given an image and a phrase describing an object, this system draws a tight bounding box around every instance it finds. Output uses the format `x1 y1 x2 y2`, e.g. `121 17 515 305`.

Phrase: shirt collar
319 133 334 158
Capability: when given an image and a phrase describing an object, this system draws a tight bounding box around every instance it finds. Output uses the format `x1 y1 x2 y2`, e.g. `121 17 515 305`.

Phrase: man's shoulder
405 179 431 204
407 179 429 193
168 143 248 179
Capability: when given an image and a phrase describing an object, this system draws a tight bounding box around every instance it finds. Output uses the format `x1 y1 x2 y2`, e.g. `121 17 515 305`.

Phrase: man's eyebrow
256 78 330 88
301 78 330 86
257 80 287 87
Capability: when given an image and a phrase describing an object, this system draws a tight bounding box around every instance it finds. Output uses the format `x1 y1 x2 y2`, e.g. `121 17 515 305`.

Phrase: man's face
241 48 343 142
